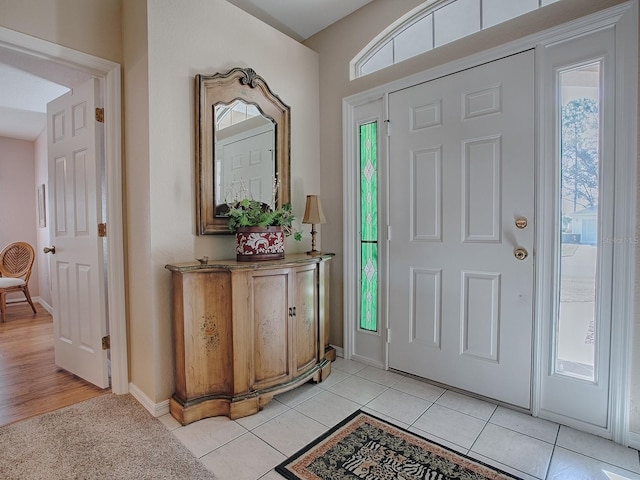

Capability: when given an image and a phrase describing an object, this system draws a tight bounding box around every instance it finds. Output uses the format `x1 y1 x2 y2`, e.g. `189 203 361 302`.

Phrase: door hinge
386 328 391 343
98 223 107 237
95 107 104 123
101 335 110 350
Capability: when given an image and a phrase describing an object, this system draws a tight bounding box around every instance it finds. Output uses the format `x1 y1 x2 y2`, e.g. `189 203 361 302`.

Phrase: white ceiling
0 44 92 141
0 63 68 141
226 0 373 41
0 0 372 141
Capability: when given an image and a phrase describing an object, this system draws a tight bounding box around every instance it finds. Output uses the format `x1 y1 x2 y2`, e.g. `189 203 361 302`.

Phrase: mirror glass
214 99 276 215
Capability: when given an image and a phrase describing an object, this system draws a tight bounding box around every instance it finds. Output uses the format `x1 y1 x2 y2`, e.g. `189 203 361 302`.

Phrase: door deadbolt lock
515 217 528 229
514 247 528 260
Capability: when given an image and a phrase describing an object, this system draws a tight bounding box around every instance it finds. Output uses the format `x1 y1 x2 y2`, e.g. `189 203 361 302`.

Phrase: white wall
0 0 122 63
124 0 320 403
0 135 38 299
34 128 51 306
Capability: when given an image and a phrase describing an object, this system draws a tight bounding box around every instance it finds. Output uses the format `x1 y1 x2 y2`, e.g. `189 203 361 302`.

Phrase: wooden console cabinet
165 253 334 425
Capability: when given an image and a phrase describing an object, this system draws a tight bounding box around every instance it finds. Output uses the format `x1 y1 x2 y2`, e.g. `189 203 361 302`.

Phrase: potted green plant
226 199 301 261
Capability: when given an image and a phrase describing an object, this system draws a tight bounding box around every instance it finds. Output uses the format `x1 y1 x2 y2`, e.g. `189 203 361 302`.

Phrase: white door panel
388 51 535 408
219 126 274 204
47 77 109 389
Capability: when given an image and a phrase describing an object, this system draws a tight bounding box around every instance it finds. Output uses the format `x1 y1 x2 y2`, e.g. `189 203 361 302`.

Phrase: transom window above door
351 0 560 80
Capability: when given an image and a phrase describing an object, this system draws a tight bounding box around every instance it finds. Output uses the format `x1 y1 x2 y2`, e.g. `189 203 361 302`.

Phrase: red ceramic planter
235 226 285 261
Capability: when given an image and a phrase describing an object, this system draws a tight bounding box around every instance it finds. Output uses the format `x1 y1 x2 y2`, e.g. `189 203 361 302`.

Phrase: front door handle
43 246 56 254
514 247 528 260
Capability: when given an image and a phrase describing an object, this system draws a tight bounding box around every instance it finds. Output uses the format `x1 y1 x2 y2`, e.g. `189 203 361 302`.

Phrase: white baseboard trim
128 382 170 417
350 353 384 369
628 431 640 450
332 345 344 358
35 297 53 314
6 296 53 314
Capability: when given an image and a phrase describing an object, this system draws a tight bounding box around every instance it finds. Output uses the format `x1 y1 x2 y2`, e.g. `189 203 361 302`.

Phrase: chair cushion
0 277 25 288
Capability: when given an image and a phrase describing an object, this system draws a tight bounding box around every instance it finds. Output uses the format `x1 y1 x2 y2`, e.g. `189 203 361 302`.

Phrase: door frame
343 1 637 445
0 27 128 394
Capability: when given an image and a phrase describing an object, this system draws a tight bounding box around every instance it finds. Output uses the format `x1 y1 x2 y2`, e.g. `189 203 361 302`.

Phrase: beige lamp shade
302 195 326 225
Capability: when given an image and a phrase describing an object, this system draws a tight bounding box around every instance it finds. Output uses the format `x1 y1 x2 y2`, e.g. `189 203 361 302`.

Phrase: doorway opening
0 27 127 408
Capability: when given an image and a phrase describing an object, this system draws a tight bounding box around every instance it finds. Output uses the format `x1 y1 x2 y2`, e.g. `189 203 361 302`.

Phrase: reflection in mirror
214 99 276 215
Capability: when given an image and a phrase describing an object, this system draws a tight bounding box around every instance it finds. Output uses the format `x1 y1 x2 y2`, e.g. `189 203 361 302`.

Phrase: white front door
387 51 535 408
47 77 109 389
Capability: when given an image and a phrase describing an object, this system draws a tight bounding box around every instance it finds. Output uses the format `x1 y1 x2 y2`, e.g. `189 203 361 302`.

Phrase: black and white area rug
276 410 521 480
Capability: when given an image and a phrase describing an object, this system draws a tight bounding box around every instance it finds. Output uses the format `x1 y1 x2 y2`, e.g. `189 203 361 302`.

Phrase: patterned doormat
276 410 521 480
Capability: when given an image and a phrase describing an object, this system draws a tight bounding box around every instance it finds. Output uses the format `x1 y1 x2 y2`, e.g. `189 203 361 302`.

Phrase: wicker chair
0 242 37 322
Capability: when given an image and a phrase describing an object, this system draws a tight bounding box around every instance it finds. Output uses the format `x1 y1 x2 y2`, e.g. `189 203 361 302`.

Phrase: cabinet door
292 264 319 377
250 268 291 390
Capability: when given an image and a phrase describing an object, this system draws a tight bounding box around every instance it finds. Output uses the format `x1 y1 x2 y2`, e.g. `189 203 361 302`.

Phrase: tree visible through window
561 98 599 213
557 62 601 381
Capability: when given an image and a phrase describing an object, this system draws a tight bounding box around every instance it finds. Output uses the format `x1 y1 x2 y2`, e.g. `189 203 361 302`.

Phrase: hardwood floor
0 302 108 427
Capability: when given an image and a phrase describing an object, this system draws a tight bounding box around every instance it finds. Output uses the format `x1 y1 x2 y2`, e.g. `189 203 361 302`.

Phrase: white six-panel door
387 51 535 408
217 124 275 205
47 77 109 388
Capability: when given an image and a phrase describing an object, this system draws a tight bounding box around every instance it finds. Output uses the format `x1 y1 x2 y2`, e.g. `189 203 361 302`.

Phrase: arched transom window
351 0 559 79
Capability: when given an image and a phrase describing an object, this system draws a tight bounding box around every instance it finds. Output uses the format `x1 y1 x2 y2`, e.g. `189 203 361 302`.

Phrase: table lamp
302 195 326 255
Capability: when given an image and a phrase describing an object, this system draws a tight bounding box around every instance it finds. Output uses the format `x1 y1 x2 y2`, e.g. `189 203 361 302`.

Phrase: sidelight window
556 61 601 382
360 122 378 332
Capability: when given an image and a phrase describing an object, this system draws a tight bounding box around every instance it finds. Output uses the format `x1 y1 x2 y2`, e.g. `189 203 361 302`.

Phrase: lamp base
306 225 321 256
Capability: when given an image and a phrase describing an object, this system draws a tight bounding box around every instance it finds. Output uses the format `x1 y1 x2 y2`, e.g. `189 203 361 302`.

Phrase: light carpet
0 394 215 480
276 410 521 480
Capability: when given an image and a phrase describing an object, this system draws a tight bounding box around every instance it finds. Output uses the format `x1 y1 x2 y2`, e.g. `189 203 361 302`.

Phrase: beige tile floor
159 358 640 480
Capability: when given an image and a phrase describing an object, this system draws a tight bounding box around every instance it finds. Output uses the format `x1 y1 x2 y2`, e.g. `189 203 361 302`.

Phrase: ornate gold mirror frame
195 67 291 234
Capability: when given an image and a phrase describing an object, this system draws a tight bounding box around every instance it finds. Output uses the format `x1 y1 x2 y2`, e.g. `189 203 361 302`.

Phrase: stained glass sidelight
360 122 378 332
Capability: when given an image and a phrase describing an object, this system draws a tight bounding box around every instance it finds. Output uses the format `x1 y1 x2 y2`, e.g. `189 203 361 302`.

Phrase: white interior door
219 125 274 204
47 77 109 389
388 51 535 408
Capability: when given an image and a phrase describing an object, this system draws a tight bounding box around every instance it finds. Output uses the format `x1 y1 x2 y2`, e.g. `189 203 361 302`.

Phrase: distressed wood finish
249 269 291 390
293 264 318 376
167 254 333 425
319 259 335 361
